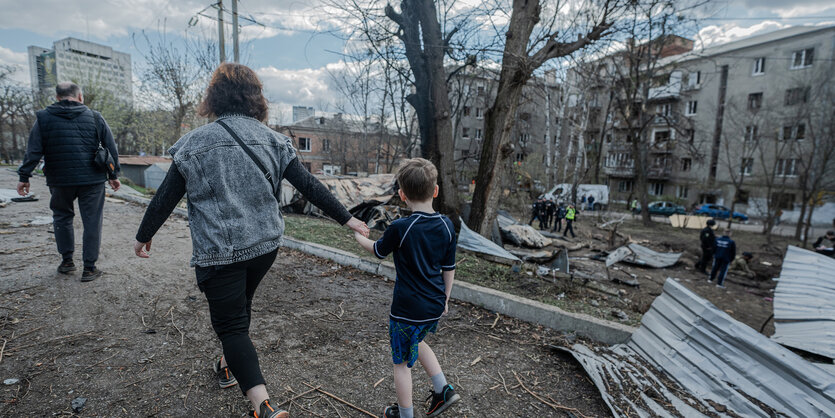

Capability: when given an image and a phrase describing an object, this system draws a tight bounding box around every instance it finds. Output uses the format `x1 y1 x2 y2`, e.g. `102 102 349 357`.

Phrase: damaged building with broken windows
558 25 835 224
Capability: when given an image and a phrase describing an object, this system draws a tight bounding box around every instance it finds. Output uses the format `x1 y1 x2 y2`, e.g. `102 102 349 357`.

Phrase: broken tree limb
514 371 591 418
302 382 376 417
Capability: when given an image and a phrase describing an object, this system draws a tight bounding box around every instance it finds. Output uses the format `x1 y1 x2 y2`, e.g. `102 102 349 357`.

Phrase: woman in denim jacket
133 63 368 418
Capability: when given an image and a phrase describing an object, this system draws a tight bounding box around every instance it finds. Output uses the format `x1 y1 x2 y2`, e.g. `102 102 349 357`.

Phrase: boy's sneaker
383 404 400 418
716 284 726 289
57 260 76 274
81 267 102 282
213 357 237 389
254 400 288 418
425 384 460 417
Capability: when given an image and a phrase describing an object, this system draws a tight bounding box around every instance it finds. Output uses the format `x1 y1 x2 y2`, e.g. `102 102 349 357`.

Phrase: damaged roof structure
565 279 835 417
771 245 835 361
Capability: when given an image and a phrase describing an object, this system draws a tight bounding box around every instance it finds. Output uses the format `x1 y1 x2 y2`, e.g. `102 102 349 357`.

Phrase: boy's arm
354 231 376 255
443 270 455 315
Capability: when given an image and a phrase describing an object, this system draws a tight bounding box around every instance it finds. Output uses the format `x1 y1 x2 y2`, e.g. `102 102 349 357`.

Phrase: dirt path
0 169 608 417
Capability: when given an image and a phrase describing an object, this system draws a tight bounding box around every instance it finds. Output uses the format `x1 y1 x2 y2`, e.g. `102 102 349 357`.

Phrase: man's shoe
716 284 726 289
383 404 400 418
254 400 288 418
214 356 237 389
81 268 103 282
57 260 76 274
425 385 460 417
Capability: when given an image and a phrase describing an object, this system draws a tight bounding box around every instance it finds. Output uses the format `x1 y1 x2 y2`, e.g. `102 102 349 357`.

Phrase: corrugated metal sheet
606 243 681 268
566 279 835 417
457 218 521 265
771 245 835 359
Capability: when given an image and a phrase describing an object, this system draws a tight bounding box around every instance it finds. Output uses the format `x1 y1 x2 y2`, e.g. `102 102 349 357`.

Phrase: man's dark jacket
18 100 120 187
699 226 716 251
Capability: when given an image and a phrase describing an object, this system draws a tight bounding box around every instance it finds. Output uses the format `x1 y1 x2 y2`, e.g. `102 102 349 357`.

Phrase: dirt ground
501 208 794 335
0 168 609 417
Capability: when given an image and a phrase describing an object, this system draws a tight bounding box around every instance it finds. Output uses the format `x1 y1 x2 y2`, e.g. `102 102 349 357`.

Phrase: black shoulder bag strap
215 119 276 194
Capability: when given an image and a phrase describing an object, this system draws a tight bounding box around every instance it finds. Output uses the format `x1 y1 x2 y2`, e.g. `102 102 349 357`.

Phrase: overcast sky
1 0 833 122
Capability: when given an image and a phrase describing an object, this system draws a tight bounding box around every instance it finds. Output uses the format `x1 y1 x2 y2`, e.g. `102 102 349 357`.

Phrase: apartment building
276 113 411 175
28 37 132 102
447 68 563 187
564 26 835 224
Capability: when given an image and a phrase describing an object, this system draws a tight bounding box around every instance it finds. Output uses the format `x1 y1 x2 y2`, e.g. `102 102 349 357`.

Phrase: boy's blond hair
396 158 438 201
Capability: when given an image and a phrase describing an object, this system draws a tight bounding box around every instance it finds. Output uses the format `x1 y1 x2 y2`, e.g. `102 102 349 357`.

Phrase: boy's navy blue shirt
714 235 736 262
374 211 456 325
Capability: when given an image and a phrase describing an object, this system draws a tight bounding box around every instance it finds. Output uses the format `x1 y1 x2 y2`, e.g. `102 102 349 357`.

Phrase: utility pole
232 0 239 62
217 0 225 63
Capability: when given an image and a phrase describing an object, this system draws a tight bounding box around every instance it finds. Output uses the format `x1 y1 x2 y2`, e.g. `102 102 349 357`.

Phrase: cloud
257 62 347 123
696 21 791 48
738 0 835 17
0 45 30 86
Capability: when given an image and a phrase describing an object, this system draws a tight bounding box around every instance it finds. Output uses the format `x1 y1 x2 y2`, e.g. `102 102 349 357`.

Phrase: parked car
693 204 749 221
637 201 687 217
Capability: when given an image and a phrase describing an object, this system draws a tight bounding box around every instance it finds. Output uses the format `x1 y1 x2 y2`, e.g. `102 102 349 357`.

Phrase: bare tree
468 0 618 235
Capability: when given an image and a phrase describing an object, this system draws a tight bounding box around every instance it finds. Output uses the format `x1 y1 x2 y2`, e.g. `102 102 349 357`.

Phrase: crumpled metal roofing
457 218 521 265
605 243 681 268
771 245 835 359
566 279 835 417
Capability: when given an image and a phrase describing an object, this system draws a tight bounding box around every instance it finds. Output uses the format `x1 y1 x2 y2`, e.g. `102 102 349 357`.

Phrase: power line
700 16 835 21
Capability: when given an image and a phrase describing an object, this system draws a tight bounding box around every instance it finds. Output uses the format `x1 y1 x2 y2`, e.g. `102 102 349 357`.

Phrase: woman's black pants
196 249 278 394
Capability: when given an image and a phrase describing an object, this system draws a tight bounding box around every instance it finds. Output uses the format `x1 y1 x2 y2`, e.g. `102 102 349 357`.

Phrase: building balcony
647 71 682 102
603 165 635 177
649 141 675 153
647 166 672 179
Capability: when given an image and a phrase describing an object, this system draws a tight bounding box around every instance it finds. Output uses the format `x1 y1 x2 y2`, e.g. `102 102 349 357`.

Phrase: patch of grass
282 214 640 324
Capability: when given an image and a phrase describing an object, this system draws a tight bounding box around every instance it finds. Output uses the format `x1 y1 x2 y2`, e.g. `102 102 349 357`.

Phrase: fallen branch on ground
302 382 376 417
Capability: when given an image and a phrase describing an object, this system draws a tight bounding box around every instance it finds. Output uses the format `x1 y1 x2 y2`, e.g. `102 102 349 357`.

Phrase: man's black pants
49 183 105 269
563 219 575 238
196 249 278 395
696 249 714 273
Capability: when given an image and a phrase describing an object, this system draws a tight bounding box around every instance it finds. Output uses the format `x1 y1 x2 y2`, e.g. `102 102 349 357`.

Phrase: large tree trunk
468 0 541 235
387 0 460 225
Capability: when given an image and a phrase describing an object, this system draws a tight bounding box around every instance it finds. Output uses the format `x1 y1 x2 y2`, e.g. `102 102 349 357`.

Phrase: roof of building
119 155 172 166
661 24 835 66
283 113 401 135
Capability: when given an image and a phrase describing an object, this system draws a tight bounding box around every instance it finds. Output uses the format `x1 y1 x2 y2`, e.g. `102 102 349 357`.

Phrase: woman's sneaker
383 403 401 418
213 357 237 389
254 399 288 418
425 385 460 417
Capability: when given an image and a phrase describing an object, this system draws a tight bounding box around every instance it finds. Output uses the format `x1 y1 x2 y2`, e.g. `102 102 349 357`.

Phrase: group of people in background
528 197 576 238
696 219 758 288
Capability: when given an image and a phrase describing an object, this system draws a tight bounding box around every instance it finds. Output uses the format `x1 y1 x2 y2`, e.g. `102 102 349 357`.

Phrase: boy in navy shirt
354 158 460 418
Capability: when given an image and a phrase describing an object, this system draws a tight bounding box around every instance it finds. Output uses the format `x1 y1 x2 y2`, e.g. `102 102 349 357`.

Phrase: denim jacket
168 115 296 267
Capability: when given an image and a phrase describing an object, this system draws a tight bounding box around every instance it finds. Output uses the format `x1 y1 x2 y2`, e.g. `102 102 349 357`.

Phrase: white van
543 183 609 210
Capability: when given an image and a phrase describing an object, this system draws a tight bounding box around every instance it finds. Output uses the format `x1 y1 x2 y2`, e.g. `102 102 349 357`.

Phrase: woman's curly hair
198 63 268 122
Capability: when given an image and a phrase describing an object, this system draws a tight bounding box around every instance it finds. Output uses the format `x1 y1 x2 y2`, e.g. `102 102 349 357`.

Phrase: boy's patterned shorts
389 319 438 368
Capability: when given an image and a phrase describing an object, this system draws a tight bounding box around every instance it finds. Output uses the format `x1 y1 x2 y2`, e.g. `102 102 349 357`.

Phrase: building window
791 48 814 69
657 103 671 117
649 182 664 196
734 189 750 204
687 70 701 88
476 107 483 119
463 106 471 116
685 129 695 144
618 180 633 192
680 158 692 171
677 186 689 199
475 128 482 140
654 130 671 144
744 125 758 142
776 158 799 176
461 149 470 159
519 133 530 146
753 57 766 75
322 138 330 151
748 93 763 111
685 101 697 115
477 81 485 94
785 87 809 106
298 137 311 152
515 152 525 162
796 123 805 140
462 127 470 138
740 158 753 175
772 192 795 210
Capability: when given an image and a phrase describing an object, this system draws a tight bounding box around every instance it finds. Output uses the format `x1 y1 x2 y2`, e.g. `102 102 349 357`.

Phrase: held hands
134 239 152 258
16 182 30 196
443 301 449 316
108 179 121 192
346 216 370 238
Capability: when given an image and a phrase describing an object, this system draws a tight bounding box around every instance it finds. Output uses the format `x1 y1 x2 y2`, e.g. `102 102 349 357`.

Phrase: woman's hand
345 217 370 238
134 239 152 258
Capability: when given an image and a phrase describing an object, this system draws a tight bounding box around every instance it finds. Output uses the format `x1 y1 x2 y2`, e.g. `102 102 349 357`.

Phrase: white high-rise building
28 37 132 103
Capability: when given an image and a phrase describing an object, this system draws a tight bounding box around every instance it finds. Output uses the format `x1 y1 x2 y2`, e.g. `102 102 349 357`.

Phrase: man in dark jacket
552 202 566 232
814 230 835 257
695 219 716 274
544 199 556 230
528 198 542 226
709 228 736 288
17 82 121 281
